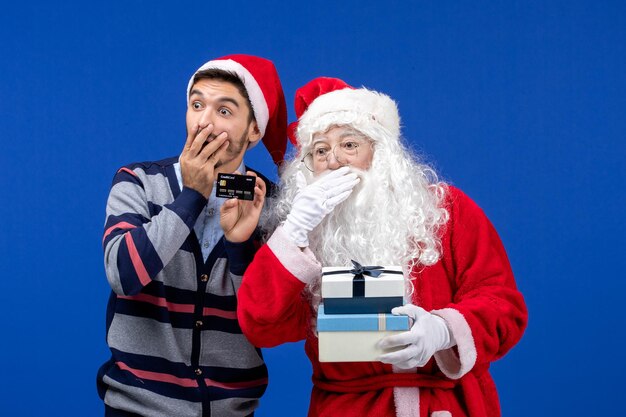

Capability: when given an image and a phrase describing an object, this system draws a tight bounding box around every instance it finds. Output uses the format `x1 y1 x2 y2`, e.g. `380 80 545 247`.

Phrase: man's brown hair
190 69 255 123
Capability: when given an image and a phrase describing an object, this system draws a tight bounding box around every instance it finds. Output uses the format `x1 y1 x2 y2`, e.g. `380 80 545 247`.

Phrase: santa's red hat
187 54 287 166
288 77 400 150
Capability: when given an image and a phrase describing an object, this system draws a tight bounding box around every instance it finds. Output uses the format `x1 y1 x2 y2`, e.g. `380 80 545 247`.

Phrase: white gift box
317 304 410 362
321 264 405 314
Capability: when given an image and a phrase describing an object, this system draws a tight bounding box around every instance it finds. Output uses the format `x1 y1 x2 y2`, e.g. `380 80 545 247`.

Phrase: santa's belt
312 372 456 393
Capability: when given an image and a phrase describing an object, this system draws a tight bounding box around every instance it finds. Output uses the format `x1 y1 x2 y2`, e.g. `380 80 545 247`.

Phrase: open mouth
200 135 218 151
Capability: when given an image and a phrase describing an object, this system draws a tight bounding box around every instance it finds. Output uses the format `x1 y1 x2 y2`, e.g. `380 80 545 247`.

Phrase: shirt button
208 208 215 216
195 320 203 328
195 368 203 376
203 242 209 248
200 274 208 282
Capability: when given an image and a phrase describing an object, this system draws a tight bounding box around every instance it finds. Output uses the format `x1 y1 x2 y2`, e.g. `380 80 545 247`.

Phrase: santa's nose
326 152 343 170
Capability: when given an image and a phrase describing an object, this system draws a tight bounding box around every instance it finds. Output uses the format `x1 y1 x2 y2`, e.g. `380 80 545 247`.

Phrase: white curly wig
262 85 449 306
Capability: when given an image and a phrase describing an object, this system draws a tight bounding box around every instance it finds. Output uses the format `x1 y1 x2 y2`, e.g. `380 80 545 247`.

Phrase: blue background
1 1 624 415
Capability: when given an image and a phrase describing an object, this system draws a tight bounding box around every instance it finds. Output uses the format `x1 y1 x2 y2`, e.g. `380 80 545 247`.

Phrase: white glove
377 304 456 369
282 167 359 247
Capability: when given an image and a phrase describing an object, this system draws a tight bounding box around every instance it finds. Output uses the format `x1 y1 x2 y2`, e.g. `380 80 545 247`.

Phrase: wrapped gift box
322 263 404 314
317 304 410 362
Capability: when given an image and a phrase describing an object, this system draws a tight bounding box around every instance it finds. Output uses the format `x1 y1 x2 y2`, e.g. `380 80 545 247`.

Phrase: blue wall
1 1 624 415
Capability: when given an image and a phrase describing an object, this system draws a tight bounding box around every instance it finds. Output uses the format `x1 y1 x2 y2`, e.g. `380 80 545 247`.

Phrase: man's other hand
220 171 266 243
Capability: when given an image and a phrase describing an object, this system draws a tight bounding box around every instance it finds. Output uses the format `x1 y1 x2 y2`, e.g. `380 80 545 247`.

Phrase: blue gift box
321 263 405 314
317 304 411 362
317 304 410 331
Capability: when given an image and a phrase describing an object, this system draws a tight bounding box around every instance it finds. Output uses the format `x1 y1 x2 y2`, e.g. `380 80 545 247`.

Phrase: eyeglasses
301 139 369 172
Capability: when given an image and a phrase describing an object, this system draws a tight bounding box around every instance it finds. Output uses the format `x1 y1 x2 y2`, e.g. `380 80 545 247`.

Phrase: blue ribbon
349 260 384 297
349 260 384 278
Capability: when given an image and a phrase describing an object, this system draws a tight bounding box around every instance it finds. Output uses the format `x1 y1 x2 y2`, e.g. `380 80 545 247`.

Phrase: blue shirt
173 159 246 261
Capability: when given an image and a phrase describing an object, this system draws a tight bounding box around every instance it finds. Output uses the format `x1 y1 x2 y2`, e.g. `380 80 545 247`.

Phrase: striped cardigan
97 156 269 417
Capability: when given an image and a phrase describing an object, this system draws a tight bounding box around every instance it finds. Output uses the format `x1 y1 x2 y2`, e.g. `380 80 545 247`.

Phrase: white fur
393 386 420 417
267 226 322 285
392 365 420 417
298 88 401 148
432 308 477 379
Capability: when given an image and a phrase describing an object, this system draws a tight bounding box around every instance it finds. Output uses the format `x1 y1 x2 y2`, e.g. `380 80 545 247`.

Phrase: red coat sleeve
237 227 321 348
433 186 528 378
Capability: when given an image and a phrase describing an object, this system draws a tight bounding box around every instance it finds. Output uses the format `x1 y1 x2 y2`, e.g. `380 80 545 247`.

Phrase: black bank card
216 173 255 200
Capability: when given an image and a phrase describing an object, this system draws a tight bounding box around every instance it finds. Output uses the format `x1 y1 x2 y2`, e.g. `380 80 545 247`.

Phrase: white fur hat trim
296 88 400 148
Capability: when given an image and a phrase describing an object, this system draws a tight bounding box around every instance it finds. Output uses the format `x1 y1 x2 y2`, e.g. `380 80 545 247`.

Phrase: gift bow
349 260 385 297
349 260 384 279
323 261 400 298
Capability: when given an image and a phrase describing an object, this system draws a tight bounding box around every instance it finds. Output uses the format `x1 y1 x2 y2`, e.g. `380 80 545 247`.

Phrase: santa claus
229 77 527 417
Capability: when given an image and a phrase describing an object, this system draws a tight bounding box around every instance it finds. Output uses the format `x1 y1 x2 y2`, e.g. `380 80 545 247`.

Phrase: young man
236 77 528 416
97 54 287 417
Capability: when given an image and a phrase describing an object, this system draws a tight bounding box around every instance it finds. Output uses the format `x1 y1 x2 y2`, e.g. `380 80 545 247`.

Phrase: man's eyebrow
217 97 240 108
189 89 204 98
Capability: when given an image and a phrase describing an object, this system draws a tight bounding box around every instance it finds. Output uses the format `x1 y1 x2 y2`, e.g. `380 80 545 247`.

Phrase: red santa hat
288 77 401 150
187 54 288 166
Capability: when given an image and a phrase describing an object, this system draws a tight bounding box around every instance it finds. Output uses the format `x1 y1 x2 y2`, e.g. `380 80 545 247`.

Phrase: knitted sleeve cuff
224 238 256 276
167 187 207 229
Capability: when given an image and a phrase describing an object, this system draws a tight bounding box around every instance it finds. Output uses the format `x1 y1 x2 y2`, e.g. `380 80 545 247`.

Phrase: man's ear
248 121 262 144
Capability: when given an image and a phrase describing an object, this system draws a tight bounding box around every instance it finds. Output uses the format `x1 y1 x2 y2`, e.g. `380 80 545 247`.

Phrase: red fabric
238 186 527 417
287 77 354 146
312 372 455 392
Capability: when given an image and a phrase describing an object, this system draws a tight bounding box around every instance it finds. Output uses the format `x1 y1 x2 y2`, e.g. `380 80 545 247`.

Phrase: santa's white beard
308 168 406 268
307 161 447 308
305 168 429 309
265 143 449 310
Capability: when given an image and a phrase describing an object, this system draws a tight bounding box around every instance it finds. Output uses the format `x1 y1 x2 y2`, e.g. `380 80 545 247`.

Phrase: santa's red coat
238 186 527 417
